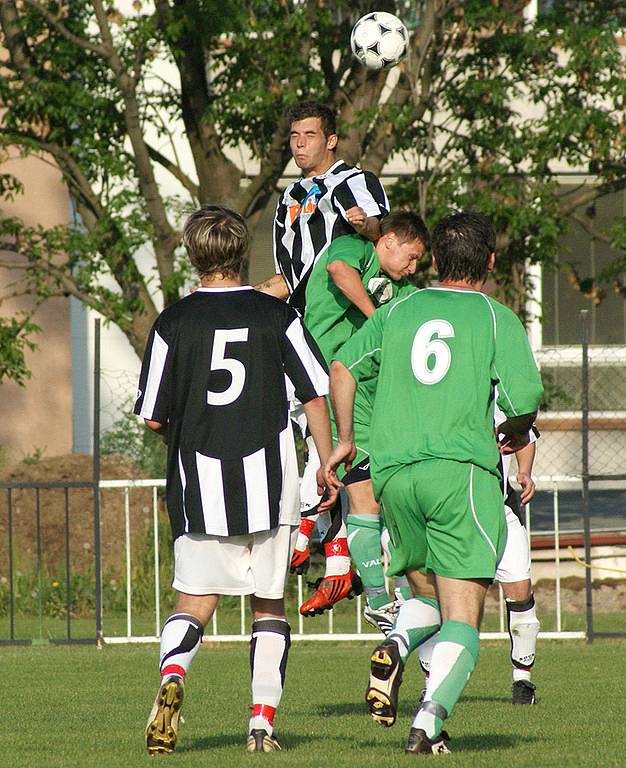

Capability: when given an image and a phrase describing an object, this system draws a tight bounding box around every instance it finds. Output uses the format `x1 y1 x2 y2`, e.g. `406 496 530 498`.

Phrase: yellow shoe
145 677 184 755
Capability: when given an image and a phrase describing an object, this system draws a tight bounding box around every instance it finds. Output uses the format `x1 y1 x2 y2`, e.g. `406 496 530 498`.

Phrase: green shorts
381 459 506 580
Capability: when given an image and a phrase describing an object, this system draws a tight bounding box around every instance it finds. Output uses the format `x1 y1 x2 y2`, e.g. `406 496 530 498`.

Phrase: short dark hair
182 205 249 279
380 211 430 248
286 101 337 139
431 211 496 283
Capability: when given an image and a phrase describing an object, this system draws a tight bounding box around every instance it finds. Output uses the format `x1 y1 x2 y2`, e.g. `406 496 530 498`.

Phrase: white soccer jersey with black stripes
134 286 329 539
273 160 388 312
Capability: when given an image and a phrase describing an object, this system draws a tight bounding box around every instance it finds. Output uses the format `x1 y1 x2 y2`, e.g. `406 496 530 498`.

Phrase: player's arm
134 316 173 430
335 170 388 243
324 306 386 487
327 259 376 318
302 395 338 510
254 273 290 300
346 206 382 242
324 360 358 490
492 301 543 452
514 441 536 504
280 310 337 509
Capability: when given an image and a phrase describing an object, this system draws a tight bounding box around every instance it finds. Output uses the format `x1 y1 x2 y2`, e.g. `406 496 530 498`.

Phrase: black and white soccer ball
350 11 409 71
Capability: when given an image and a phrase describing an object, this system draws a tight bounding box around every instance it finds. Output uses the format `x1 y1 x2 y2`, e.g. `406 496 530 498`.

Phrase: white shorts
496 505 531 583
173 524 298 599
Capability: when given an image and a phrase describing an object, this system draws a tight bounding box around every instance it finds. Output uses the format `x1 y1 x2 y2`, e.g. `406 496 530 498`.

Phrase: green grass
5 640 626 767
3 602 626 643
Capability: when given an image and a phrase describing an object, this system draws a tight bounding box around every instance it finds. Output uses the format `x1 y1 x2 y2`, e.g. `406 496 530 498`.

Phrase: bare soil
0 454 162 578
484 577 626 615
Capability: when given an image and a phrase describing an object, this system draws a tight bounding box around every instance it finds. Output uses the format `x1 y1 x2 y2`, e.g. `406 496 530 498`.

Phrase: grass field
6 639 626 767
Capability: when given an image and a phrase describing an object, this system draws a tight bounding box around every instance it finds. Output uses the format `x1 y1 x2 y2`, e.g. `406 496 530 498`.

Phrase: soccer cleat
246 729 282 752
512 679 536 704
365 639 404 727
299 567 363 616
363 600 400 635
290 545 310 575
145 676 185 755
405 727 451 755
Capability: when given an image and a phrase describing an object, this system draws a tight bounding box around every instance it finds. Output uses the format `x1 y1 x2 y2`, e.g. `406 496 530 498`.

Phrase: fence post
580 310 593 644
93 318 103 647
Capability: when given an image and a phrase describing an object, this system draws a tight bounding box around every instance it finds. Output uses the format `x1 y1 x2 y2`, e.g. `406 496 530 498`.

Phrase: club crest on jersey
288 185 320 224
368 276 393 304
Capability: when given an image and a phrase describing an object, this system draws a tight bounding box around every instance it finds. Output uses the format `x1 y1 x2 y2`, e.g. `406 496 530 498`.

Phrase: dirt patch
484 576 626 614
0 454 163 578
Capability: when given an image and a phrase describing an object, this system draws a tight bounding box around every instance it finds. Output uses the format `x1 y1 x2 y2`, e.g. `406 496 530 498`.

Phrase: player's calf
145 612 204 754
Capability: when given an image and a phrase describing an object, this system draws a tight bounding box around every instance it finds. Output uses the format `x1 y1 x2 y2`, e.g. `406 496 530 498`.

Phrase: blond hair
182 205 249 279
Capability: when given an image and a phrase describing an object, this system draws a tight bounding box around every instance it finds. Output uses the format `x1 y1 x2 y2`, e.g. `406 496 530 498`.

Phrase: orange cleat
299 567 363 616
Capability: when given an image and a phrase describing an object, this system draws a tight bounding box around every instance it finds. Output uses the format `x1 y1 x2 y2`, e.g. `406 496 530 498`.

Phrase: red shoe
290 545 310 575
300 568 363 616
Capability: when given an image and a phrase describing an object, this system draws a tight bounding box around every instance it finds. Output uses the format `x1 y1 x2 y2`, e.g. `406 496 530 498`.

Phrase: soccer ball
350 12 409 71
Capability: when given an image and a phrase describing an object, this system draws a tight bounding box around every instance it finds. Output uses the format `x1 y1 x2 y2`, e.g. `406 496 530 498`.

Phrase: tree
0 0 623 378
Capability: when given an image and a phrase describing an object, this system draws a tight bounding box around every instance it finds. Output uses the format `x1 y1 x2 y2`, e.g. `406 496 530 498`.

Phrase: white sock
418 632 438 675
249 618 291 735
506 595 540 682
159 613 203 679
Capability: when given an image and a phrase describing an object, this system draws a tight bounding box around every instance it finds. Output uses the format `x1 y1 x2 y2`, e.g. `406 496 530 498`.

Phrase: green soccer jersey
304 234 410 363
334 286 544 498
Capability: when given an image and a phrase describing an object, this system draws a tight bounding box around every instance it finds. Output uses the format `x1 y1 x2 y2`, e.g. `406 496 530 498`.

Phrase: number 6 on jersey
411 319 455 385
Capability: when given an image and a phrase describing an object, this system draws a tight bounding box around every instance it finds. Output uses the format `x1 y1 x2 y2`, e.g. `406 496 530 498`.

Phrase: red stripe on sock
161 664 186 679
324 538 349 558
299 517 316 536
251 704 276 725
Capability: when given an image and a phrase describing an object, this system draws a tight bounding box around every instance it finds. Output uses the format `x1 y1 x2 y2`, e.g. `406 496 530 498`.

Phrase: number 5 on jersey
207 328 249 406
411 319 455 385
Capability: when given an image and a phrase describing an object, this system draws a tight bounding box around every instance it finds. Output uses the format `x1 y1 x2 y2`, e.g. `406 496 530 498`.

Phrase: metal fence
2 314 625 645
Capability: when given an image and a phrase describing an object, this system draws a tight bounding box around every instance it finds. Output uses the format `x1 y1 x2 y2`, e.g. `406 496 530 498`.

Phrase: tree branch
571 212 615 246
556 175 626 218
146 142 199 200
91 0 179 296
22 0 108 56
0 0 38 85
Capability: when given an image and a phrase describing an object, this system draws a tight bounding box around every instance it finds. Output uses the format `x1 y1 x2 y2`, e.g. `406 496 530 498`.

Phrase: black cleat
145 677 185 755
365 639 404 727
363 601 400 636
246 728 282 752
405 727 451 755
512 679 536 704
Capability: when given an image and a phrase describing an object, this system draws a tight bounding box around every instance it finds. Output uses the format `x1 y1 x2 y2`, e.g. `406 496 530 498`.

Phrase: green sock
413 620 480 738
393 575 413 602
346 514 388 609
388 596 441 663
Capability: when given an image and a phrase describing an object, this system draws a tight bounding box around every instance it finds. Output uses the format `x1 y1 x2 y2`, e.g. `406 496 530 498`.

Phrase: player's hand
346 206 367 232
315 469 338 513
516 472 535 504
323 440 357 491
